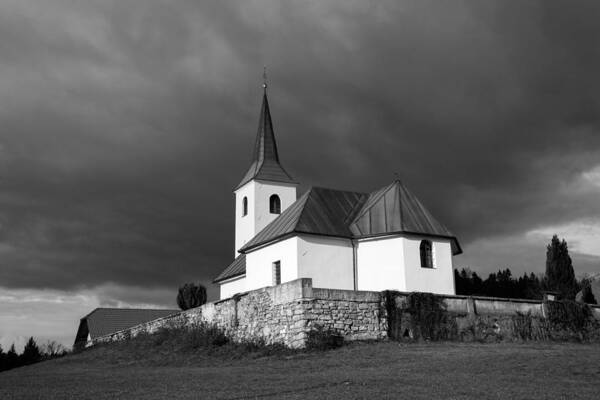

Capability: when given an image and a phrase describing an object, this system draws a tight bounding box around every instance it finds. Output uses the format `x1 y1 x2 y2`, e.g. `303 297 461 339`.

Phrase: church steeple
235 87 295 190
233 77 298 256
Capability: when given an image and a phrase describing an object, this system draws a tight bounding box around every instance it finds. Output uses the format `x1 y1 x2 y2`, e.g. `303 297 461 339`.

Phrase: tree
41 340 68 358
21 337 41 366
454 268 543 300
6 344 19 370
177 282 207 310
544 235 579 300
0 344 6 372
579 278 598 305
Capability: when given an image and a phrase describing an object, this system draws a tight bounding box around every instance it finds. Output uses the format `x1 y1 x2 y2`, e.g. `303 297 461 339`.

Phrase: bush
512 312 534 340
579 278 598 305
176 283 207 310
306 325 344 350
545 300 592 331
403 292 454 341
107 321 308 362
185 322 228 349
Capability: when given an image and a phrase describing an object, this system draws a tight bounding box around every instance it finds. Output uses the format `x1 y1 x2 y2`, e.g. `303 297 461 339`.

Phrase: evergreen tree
0 344 6 372
580 278 598 304
496 268 514 298
454 268 542 300
6 344 19 370
471 272 483 295
21 337 41 366
544 235 578 300
176 283 208 310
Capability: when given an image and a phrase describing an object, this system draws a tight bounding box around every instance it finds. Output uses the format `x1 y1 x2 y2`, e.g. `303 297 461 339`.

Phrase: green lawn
1 341 599 399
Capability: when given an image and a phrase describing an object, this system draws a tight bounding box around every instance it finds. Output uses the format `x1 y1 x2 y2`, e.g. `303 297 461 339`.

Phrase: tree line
0 337 67 373
454 235 597 303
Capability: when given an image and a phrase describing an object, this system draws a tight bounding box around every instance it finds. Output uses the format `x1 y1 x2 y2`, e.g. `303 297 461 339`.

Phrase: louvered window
420 240 433 269
269 194 281 214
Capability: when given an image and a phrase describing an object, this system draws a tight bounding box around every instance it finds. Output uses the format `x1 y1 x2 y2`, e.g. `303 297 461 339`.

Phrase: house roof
238 180 461 255
213 254 246 283
235 91 296 190
74 308 179 345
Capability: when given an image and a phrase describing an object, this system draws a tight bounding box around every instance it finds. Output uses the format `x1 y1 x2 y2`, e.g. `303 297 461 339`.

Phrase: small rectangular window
272 261 281 285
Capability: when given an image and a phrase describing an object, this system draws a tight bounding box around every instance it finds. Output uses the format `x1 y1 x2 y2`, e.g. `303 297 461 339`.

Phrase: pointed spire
262 65 268 92
235 77 296 190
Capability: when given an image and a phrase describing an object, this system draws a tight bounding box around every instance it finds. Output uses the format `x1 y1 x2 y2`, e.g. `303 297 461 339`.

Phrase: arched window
269 194 281 214
420 240 433 269
242 196 248 217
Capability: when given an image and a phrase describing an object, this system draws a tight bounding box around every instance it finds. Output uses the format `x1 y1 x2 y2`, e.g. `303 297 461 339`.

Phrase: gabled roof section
213 254 246 283
349 180 462 255
75 308 179 343
239 187 366 253
236 92 296 190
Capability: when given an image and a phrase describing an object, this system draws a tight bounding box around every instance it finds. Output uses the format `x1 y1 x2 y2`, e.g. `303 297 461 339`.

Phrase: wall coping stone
312 287 381 302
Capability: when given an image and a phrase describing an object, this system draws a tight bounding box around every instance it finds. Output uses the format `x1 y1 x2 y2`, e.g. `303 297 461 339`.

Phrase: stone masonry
92 278 600 348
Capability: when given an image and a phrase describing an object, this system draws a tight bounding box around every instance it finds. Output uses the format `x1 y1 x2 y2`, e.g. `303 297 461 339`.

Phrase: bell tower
234 79 297 256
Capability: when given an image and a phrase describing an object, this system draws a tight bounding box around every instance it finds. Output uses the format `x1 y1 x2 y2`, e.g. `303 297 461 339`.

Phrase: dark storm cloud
1 0 600 299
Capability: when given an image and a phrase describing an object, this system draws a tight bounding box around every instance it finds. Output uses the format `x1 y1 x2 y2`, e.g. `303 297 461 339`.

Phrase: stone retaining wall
92 278 600 348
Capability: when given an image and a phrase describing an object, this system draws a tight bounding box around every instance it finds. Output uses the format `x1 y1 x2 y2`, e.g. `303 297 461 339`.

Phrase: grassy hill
1 339 599 399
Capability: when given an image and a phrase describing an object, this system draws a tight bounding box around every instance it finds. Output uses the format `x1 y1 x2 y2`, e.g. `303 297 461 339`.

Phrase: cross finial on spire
262 66 268 92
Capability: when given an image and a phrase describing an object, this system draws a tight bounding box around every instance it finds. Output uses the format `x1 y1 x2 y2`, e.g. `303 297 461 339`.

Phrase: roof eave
214 273 246 284
355 230 462 255
233 176 299 192
240 230 354 254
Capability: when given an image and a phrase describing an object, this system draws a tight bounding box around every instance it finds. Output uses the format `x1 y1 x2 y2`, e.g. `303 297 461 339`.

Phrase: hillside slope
1 341 599 399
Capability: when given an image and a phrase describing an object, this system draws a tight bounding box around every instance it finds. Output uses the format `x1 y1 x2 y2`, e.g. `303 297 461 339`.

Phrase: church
214 86 462 300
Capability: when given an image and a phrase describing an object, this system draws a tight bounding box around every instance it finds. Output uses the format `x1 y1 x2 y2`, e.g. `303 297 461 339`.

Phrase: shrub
545 300 592 331
176 283 207 310
512 312 534 340
185 322 228 349
579 278 598 305
403 292 454 341
306 325 344 350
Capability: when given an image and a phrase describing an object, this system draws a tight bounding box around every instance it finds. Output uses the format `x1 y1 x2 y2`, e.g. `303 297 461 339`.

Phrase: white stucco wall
297 235 354 290
253 180 297 233
403 236 455 295
239 232 455 297
219 275 247 299
234 182 256 257
356 236 406 291
234 180 297 257
356 235 455 295
245 237 299 291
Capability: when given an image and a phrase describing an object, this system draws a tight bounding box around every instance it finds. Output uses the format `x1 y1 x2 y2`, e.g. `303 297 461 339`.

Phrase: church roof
237 180 462 255
235 92 296 190
349 180 462 254
213 254 246 283
239 187 366 253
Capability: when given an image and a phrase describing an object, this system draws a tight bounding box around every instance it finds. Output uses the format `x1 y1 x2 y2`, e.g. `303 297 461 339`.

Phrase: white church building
214 88 462 299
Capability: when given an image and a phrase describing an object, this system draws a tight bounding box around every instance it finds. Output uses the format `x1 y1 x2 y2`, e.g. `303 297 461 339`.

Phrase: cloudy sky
1 0 600 350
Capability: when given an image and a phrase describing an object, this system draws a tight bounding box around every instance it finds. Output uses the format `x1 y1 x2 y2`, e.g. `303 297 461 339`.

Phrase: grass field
1 341 599 399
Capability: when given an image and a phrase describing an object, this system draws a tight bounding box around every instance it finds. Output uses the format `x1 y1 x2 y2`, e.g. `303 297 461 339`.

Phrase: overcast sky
1 0 600 349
